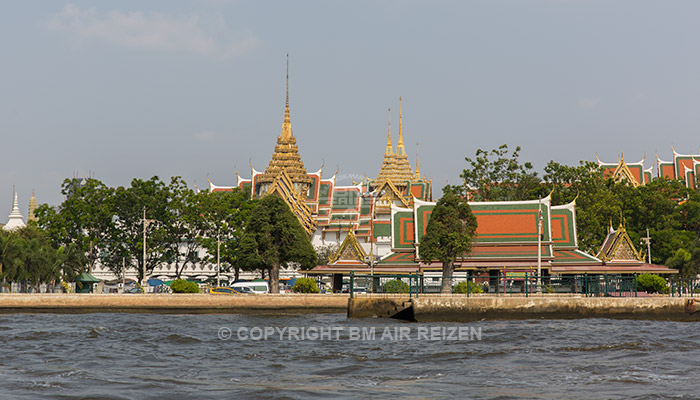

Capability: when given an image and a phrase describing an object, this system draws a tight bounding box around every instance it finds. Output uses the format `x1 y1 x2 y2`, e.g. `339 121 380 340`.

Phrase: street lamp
142 207 155 287
217 227 221 287
537 197 543 294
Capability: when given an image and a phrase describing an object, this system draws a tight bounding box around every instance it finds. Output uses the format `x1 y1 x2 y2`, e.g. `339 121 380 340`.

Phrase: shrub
384 279 410 293
170 279 200 293
454 281 483 294
293 277 320 293
636 274 667 294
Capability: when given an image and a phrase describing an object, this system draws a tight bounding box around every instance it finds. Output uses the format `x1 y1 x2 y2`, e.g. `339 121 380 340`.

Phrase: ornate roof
596 223 643 263
596 153 645 187
329 229 367 264
375 99 414 185
257 56 312 188
266 169 316 235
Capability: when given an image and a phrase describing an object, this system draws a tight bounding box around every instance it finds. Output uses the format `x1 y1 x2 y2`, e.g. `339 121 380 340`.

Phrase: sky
2 1 700 217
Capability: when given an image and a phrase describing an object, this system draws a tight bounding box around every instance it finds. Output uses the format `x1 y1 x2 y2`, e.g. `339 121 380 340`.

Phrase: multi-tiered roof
375 100 415 185
256 56 313 195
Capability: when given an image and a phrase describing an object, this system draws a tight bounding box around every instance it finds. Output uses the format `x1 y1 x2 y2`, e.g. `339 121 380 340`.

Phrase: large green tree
162 177 206 279
108 177 170 282
461 144 543 201
0 226 80 291
238 195 317 293
35 178 115 273
419 186 478 293
198 188 257 282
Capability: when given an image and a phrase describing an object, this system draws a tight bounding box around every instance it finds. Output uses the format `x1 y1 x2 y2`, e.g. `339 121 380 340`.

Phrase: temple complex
205 61 676 286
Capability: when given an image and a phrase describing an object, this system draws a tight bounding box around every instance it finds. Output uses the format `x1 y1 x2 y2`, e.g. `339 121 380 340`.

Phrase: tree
315 243 339 266
419 186 478 293
0 226 78 292
162 177 205 279
461 144 542 201
35 178 115 273
198 189 257 282
238 195 317 293
108 177 170 282
543 160 623 253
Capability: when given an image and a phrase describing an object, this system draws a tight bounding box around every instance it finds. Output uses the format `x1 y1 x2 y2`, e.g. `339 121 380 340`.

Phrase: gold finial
415 142 421 179
280 53 292 141
397 97 406 156
385 108 393 155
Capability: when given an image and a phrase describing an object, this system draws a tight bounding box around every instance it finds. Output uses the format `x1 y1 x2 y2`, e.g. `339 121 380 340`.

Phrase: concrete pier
0 293 349 314
348 296 700 321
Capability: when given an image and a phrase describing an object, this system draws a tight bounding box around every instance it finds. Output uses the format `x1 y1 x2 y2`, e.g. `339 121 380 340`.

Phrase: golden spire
258 54 312 191
385 108 393 155
28 189 38 222
280 53 292 141
375 98 413 186
396 97 406 156
415 142 421 179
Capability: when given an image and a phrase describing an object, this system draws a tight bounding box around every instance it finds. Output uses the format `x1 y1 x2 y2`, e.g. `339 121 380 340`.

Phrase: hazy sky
2 1 700 217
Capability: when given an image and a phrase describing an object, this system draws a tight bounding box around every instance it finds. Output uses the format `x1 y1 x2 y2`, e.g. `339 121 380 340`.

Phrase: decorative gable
266 169 317 235
596 224 643 263
329 230 367 264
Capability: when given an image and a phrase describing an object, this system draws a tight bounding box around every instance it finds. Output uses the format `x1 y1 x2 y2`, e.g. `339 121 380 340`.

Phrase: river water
0 312 698 399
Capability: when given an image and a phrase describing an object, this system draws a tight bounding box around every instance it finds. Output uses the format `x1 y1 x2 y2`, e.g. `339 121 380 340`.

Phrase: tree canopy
238 195 317 293
419 186 478 293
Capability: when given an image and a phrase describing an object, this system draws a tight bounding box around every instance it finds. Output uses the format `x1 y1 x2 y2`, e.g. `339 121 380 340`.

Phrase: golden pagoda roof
27 190 38 222
258 55 312 186
375 98 414 184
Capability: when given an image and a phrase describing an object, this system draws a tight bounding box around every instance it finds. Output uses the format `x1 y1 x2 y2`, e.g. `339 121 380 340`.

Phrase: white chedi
3 192 26 231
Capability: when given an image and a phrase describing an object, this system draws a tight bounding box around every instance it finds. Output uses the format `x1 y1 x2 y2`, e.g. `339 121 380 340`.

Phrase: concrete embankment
0 293 349 314
348 296 700 321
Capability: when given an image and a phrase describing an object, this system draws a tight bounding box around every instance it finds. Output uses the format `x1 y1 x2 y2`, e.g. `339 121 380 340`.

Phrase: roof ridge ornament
385 108 393 155
397 97 406 156
415 141 421 179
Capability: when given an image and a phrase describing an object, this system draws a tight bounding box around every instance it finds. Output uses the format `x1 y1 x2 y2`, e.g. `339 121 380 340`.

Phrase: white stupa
3 190 26 231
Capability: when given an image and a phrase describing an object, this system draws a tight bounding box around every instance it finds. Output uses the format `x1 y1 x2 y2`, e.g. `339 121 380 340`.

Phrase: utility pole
641 228 652 264
142 207 147 286
217 228 221 287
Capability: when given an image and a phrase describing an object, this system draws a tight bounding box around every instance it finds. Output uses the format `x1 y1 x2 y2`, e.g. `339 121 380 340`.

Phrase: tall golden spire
258 54 312 192
415 142 421 179
280 53 292 141
385 108 393 155
396 97 406 156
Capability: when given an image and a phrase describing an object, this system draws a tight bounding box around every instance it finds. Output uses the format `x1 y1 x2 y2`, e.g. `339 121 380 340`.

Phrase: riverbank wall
348 296 700 321
0 293 349 314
